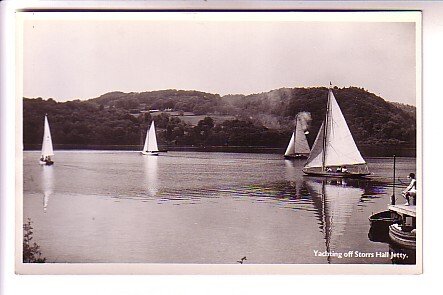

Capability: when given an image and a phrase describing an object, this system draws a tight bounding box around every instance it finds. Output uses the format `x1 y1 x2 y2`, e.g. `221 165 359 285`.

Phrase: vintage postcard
15 11 422 274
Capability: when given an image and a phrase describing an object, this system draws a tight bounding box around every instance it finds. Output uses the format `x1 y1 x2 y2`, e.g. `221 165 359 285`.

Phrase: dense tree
23 86 416 149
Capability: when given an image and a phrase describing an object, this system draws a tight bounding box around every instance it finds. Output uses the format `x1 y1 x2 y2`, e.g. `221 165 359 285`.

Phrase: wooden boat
303 84 370 178
389 224 416 250
368 210 401 241
387 204 416 250
141 121 160 156
303 170 369 178
39 114 54 165
284 153 307 160
369 210 400 228
284 114 310 159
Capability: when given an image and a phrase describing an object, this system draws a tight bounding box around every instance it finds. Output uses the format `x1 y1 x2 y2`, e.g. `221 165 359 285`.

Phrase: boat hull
388 224 416 250
141 151 159 156
369 210 401 227
39 160 54 166
368 211 400 241
303 171 370 178
284 154 308 160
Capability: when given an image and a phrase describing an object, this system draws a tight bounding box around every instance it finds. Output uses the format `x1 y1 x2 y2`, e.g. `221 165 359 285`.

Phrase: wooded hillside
23 86 416 149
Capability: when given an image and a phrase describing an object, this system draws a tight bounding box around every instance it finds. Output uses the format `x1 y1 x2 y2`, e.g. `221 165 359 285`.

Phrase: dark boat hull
303 171 370 178
369 211 401 227
141 152 159 156
368 211 401 241
284 154 308 160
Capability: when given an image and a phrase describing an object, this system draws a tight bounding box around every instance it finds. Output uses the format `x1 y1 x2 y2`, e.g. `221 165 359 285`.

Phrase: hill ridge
23 86 416 148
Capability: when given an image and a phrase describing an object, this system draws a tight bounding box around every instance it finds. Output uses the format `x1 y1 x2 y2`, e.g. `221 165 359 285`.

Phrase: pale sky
22 14 417 105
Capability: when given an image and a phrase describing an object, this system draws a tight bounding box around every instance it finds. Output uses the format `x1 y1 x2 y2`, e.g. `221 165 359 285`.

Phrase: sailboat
141 121 159 156
303 85 370 177
284 114 310 159
39 114 54 165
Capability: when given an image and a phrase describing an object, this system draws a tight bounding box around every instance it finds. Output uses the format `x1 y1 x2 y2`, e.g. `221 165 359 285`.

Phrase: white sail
41 115 54 158
143 121 159 153
294 117 310 155
305 121 325 168
284 133 295 156
305 89 366 169
284 117 310 156
324 90 366 166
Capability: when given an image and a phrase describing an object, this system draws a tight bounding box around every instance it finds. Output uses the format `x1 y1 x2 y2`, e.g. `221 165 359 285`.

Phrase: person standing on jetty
402 173 416 206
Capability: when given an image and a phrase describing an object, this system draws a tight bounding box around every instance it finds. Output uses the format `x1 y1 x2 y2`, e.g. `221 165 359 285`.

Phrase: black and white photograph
14 11 421 274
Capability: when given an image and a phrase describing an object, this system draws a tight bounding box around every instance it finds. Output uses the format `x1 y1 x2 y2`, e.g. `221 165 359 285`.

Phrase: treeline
23 98 288 148
23 86 416 149
220 87 416 144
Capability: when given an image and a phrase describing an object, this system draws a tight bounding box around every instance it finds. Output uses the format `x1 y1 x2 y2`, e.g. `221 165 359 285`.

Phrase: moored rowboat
369 210 401 228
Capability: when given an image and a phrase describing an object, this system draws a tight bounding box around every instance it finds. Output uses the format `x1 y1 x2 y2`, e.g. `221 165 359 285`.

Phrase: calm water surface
23 151 416 264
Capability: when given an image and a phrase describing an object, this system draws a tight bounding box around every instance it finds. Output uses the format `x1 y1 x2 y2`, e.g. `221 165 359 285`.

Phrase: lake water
23 151 416 264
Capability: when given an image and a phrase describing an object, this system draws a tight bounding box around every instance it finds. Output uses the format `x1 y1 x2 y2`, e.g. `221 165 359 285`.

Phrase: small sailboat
303 85 370 177
284 114 310 159
39 114 54 165
141 121 159 156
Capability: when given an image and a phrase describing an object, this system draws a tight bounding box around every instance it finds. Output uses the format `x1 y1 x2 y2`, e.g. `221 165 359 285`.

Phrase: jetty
388 204 416 218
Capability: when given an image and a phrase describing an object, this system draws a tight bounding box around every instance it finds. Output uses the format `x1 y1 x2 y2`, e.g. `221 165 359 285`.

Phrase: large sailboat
303 85 370 177
39 114 54 166
141 121 159 156
284 114 310 159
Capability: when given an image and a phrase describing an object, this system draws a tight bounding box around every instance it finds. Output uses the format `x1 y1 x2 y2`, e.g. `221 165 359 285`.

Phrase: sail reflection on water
143 155 159 197
305 179 364 261
284 160 297 181
41 165 54 213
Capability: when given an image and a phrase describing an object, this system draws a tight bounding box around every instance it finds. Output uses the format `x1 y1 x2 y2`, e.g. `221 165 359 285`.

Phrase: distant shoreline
24 144 416 157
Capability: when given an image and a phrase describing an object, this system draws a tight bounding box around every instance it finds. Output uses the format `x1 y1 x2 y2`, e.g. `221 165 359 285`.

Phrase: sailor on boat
40 156 53 165
302 83 370 178
402 173 416 206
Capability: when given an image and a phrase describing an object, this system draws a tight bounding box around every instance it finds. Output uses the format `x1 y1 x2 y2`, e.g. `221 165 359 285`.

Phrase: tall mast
321 83 332 172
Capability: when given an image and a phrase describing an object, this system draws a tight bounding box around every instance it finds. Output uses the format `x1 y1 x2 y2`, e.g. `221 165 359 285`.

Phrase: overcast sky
22 13 417 105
